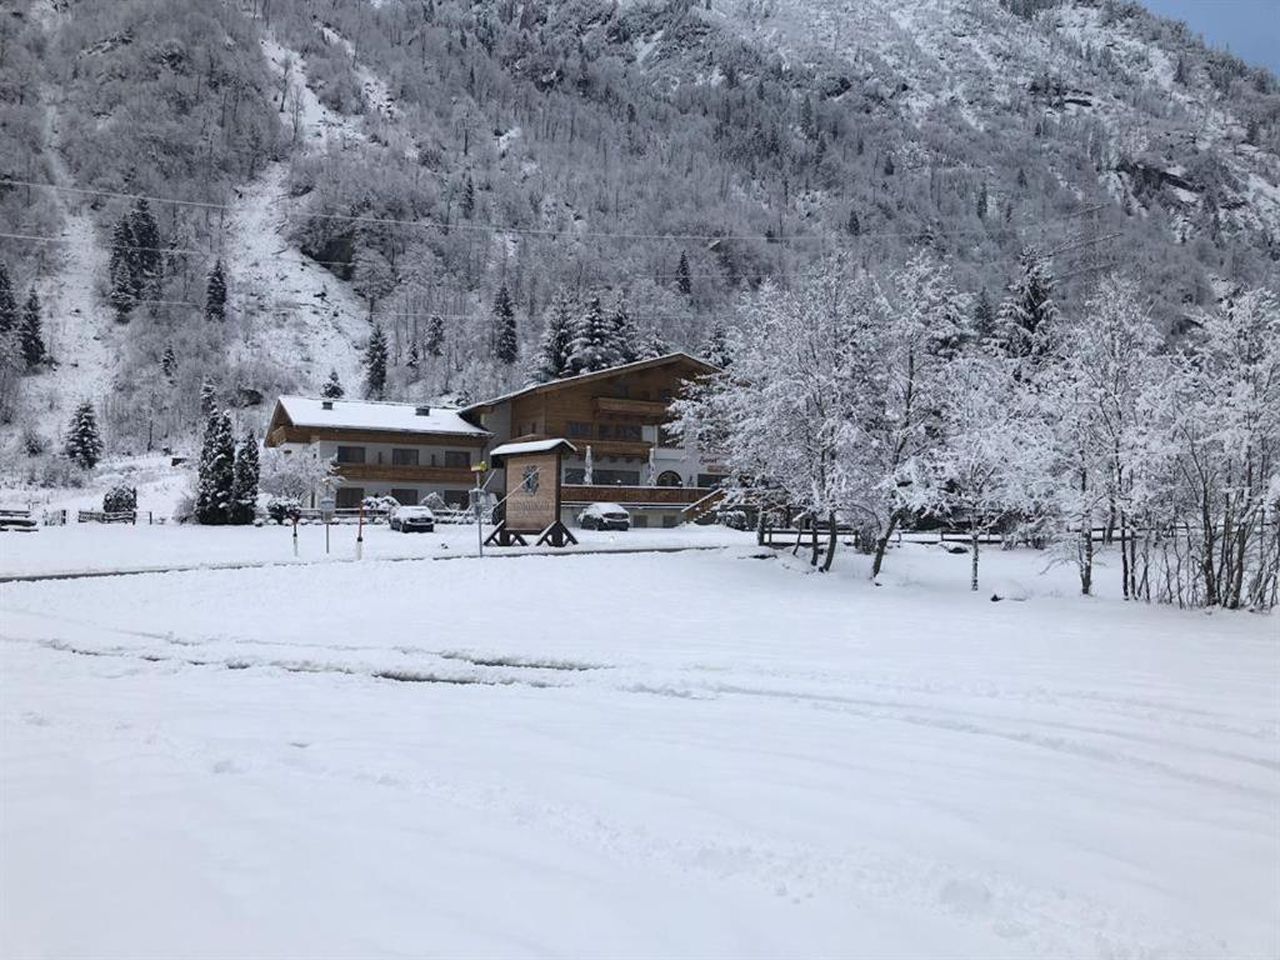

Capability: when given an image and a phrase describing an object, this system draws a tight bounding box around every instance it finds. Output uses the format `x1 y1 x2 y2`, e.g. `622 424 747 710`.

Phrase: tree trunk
821 511 837 573
970 523 980 592
871 511 900 579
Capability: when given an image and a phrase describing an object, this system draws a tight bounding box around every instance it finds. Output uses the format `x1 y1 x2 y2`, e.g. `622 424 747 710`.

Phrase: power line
0 176 1108 246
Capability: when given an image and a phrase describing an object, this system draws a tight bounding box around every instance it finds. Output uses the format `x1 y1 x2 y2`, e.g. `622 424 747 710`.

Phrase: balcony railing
561 484 712 505
336 463 475 485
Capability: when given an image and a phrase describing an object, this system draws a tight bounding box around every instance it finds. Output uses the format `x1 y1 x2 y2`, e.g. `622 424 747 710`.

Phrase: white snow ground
1 543 1275 957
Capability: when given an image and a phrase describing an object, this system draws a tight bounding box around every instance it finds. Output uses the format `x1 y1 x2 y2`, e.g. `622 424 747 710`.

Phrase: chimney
321 400 334 410
415 405 431 416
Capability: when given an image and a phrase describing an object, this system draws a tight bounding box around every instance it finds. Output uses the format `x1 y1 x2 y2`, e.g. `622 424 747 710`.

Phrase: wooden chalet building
265 352 725 525
264 396 491 509
463 352 725 527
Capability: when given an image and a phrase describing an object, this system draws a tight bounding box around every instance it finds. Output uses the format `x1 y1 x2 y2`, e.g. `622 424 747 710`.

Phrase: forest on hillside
0 0 1277 462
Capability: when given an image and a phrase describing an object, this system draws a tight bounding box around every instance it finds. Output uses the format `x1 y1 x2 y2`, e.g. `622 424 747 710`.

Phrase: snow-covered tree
364 324 389 399
260 446 337 504
199 376 219 418
160 344 177 383
321 368 345 399
700 322 732 368
229 432 260 525
534 290 576 382
108 220 136 323
994 246 1057 366
568 294 618 374
128 198 161 297
205 259 227 323
425 315 445 358
64 400 104 469
195 409 235 524
610 294 639 364
493 285 518 364
675 251 692 296
19 289 45 369
0 262 16 335
637 326 670 360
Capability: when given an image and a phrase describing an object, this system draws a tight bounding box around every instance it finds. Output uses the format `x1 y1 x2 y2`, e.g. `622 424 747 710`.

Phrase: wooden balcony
562 484 713 505
593 397 671 420
336 463 476 485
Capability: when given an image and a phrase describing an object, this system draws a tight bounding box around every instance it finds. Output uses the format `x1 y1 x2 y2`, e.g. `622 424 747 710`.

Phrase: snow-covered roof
464 353 720 413
275 396 490 437
489 439 578 462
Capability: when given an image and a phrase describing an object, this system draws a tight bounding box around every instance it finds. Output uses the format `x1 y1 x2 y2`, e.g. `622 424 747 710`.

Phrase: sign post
471 462 488 558
484 440 578 548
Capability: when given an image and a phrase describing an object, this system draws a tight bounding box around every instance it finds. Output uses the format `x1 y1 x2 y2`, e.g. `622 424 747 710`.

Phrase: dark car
389 505 435 532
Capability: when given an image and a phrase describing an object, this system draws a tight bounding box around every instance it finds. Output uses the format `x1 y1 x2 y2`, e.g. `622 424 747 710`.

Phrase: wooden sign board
504 450 561 534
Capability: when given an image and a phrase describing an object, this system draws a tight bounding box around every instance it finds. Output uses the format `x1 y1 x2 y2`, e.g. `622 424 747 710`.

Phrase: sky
1143 0 1280 74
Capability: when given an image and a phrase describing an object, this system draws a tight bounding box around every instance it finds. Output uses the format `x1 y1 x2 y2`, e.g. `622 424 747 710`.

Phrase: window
390 488 419 505
657 470 683 488
335 487 364 508
444 450 471 469
564 468 586 484
336 446 365 464
697 474 728 489
615 424 642 442
597 424 611 439
391 448 420 466
567 421 592 438
632 514 649 528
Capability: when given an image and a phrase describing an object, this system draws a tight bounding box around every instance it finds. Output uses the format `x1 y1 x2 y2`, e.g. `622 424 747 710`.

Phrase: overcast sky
1143 0 1280 74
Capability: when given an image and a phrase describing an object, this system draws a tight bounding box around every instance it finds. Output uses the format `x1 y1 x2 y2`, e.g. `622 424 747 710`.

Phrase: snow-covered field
1 543 1276 957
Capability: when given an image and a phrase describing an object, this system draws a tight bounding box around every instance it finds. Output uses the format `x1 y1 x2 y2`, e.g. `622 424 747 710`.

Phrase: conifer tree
406 340 420 372
425 315 445 357
64 400 104 469
364 324 389 399
568 293 617 374
195 409 235 525
701 322 732 368
638 327 670 360
676 251 692 296
205 259 227 323
19 289 45 369
229 431 260 525
973 288 996 341
108 220 136 323
321 368 345 399
199 376 219 418
995 246 1057 363
128 198 161 297
161 345 177 383
0 262 16 334
846 209 861 237
535 291 576 382
460 174 475 220
493 284 518 364
610 293 639 364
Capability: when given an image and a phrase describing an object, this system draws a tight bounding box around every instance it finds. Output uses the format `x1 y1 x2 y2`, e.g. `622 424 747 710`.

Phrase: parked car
389 504 435 532
578 502 631 531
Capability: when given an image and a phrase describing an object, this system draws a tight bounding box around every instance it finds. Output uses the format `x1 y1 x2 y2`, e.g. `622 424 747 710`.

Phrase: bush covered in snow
103 484 137 515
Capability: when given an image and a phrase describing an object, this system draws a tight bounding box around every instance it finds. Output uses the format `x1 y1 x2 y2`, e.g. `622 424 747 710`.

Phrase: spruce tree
406 340 420 372
995 247 1057 362
701 322 732 368
638 327 670 360
676 251 692 296
195 409 235 525
460 174 475 220
205 259 227 323
64 401 104 469
128 198 161 297
425 315 445 357
493 284 518 364
973 288 996 342
321 368 344 399
19 289 45 369
229 432 260 525
609 293 639 364
108 220 136 323
846 209 861 237
0 262 16 334
364 324 388 399
535 291 575 382
568 294 617 374
199 376 219 418
161 345 177 383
